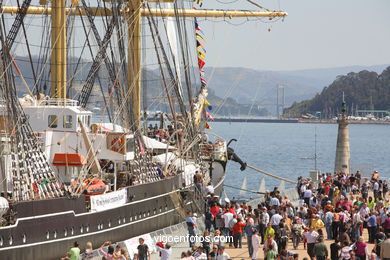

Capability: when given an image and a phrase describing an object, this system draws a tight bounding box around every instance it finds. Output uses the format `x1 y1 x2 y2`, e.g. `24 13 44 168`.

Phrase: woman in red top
210 203 220 217
232 219 246 248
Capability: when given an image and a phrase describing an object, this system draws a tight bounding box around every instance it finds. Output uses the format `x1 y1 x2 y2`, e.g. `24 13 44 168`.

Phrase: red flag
198 58 205 70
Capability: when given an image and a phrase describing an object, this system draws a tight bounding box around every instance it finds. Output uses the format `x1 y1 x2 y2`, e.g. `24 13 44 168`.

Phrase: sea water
210 122 390 198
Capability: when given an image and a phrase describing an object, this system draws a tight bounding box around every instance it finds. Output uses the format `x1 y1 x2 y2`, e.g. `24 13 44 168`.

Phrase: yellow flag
204 99 211 107
197 47 206 60
204 122 212 129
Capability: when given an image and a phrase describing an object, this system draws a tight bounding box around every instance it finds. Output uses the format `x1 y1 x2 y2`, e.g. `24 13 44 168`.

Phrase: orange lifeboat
82 178 106 199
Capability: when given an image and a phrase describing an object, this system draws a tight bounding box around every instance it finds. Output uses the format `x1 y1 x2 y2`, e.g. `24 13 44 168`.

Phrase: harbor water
211 122 390 198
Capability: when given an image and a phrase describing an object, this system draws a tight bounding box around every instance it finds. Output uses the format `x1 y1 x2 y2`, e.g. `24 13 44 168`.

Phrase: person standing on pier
367 212 377 243
244 218 256 256
216 246 230 260
259 207 269 244
137 238 150 260
232 217 245 248
270 211 283 232
186 212 197 247
251 229 260 260
222 209 234 247
156 243 172 260
303 226 319 260
313 236 328 260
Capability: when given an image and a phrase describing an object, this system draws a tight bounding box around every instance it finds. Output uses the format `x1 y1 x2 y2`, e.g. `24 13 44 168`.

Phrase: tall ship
0 1 286 259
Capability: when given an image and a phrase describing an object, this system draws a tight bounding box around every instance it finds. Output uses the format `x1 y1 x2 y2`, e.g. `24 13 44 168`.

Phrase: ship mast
0 2 287 129
50 0 67 100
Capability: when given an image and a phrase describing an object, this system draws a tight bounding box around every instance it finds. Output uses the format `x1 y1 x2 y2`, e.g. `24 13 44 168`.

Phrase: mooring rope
246 164 298 184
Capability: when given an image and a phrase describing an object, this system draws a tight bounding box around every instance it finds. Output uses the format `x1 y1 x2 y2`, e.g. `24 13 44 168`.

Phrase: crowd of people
146 124 175 144
61 170 390 260
185 170 390 260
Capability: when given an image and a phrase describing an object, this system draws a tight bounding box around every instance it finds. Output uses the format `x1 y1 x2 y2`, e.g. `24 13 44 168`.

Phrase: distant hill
283 66 390 117
204 65 389 115
13 55 389 117
13 56 269 117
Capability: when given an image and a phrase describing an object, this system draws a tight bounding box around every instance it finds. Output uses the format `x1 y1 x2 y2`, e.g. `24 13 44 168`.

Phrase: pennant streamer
194 0 214 129
204 122 212 129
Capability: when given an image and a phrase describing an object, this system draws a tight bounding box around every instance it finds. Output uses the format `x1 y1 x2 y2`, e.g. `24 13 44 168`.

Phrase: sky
8 0 390 73
198 0 390 71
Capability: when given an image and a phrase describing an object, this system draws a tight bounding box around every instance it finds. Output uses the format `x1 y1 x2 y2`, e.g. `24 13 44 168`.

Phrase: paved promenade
150 227 374 260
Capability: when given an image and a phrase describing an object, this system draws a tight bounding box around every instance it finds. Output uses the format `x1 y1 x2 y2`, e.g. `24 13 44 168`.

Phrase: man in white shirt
373 180 380 200
303 189 312 206
216 246 230 260
156 243 172 260
359 203 370 218
269 196 280 207
194 247 207 260
303 227 319 260
222 211 234 246
352 209 363 241
270 212 283 231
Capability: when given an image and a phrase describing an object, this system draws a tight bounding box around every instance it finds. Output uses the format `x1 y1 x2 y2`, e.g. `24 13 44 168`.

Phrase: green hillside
283 66 390 118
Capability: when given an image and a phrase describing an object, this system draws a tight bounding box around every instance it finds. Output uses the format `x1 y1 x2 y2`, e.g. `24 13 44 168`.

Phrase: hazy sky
198 0 390 71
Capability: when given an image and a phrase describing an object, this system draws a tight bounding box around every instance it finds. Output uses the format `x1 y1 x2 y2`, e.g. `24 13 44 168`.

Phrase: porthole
71 227 74 235
64 228 68 237
9 236 13 245
80 226 83 234
22 234 26 243
53 230 57 239
46 231 50 240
